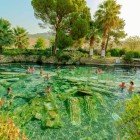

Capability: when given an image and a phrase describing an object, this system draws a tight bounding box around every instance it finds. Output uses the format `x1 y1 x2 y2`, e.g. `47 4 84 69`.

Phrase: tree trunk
101 30 107 57
105 33 110 52
0 46 3 54
89 36 95 57
52 32 57 55
52 18 61 56
18 45 23 49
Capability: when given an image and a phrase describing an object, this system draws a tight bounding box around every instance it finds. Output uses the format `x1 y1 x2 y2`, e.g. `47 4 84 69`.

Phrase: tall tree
105 19 126 50
31 0 90 55
13 27 29 49
87 20 101 57
0 18 14 54
95 0 123 57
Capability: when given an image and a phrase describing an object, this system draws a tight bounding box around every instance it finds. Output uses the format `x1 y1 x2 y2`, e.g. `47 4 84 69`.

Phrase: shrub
133 51 140 58
34 37 46 49
3 48 51 56
77 48 88 54
56 51 71 62
119 49 126 56
106 52 111 57
117 95 140 139
123 51 134 63
108 48 126 57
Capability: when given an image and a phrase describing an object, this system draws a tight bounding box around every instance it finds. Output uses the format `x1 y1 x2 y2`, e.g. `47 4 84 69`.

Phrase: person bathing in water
40 67 51 80
128 81 134 94
26 66 35 74
7 87 12 95
45 86 51 95
30 66 35 74
44 73 50 81
96 68 103 74
26 66 31 74
40 66 44 76
119 82 126 93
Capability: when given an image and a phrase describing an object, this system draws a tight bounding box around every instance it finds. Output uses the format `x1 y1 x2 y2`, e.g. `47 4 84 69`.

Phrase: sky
0 0 140 36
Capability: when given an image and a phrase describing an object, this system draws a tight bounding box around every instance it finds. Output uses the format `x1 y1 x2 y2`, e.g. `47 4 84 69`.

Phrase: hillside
28 32 54 47
28 31 54 39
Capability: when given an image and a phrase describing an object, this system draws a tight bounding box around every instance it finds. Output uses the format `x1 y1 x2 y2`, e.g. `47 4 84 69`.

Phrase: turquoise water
0 64 139 140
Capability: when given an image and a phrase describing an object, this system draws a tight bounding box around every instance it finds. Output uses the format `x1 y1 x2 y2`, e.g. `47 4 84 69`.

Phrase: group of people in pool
96 68 135 94
6 66 137 96
119 81 134 94
7 66 51 95
26 66 50 80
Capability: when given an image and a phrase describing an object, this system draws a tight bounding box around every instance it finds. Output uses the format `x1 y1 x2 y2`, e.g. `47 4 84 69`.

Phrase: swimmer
7 87 12 94
44 73 50 81
119 82 126 93
96 68 103 74
30 66 35 74
128 81 134 94
45 86 51 95
40 67 44 75
26 66 31 74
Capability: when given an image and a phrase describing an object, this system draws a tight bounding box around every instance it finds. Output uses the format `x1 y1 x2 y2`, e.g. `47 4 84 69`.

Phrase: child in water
119 82 126 93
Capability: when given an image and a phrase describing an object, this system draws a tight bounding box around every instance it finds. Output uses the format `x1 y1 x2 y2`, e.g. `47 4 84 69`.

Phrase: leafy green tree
105 19 126 50
34 37 46 49
56 30 73 50
13 27 29 49
0 18 14 53
31 0 90 55
117 95 140 139
95 0 123 57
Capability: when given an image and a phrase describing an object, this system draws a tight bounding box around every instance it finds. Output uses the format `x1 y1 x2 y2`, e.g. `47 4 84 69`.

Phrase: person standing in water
128 81 134 94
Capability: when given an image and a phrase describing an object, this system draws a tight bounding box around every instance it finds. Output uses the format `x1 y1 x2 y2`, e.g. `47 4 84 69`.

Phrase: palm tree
0 18 14 53
13 27 29 49
95 0 122 57
88 20 101 57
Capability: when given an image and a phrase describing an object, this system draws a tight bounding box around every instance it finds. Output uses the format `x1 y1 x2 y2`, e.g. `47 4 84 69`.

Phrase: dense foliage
13 26 29 49
0 115 27 140
94 0 125 57
34 37 46 49
122 36 140 51
117 95 140 140
0 18 14 53
108 48 126 57
31 0 90 54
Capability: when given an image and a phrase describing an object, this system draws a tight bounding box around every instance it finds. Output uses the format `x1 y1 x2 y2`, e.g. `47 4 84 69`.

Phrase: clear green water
0 64 139 140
